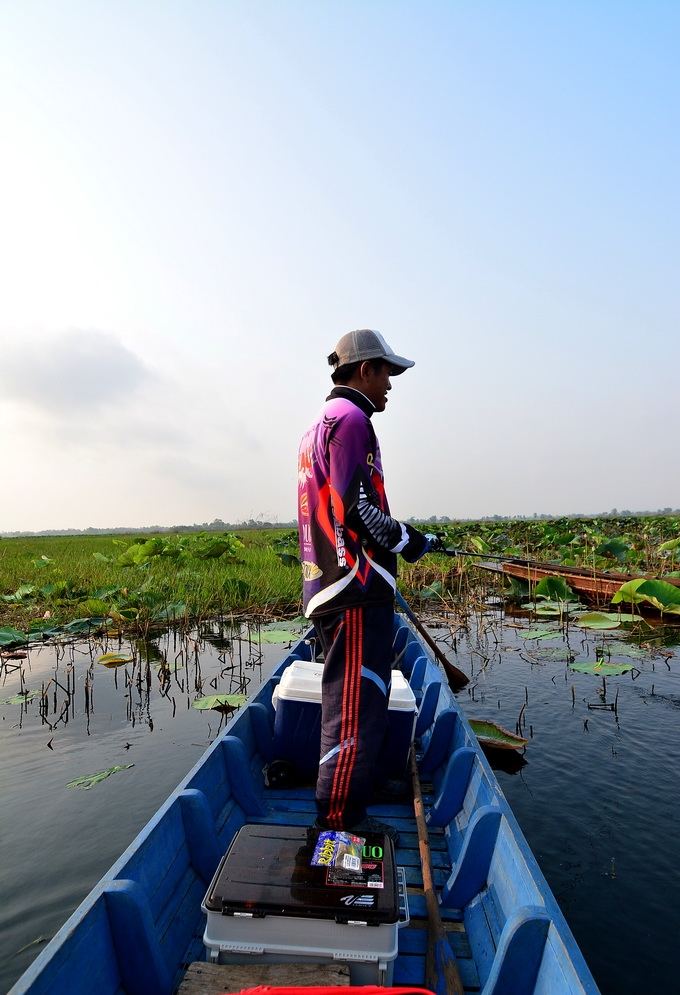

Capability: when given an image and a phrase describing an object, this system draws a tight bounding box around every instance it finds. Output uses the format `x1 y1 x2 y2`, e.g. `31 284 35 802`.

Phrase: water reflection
0 619 292 742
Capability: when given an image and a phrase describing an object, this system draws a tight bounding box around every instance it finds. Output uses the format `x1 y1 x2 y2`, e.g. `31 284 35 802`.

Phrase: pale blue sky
1 2 678 530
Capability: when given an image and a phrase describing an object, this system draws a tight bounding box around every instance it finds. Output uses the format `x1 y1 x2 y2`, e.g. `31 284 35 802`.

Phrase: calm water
0 622 288 993
2 611 679 993
441 606 680 995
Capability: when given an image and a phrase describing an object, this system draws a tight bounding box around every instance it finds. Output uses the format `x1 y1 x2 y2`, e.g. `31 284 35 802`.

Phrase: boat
10 613 600 995
475 556 680 603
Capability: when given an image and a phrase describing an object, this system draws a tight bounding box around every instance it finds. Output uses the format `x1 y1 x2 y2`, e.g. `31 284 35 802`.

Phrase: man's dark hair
330 358 385 385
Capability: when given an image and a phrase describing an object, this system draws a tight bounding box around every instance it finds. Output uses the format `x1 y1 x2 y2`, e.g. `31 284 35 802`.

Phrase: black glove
423 533 445 553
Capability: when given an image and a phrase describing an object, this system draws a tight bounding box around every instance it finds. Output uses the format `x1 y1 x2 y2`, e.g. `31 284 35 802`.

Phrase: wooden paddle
395 590 469 689
410 748 465 995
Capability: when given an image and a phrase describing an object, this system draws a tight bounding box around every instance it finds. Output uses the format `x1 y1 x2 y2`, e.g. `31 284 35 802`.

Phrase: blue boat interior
12 618 599 995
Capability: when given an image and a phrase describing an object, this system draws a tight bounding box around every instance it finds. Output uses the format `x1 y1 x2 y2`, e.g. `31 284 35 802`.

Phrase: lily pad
569 660 634 676
522 600 580 616
528 647 575 662
469 719 528 750
61 617 107 635
66 764 134 790
97 652 133 667
192 693 247 711
574 612 621 630
258 629 300 644
0 626 28 648
1 689 42 705
521 626 558 640
602 642 649 660
261 619 307 631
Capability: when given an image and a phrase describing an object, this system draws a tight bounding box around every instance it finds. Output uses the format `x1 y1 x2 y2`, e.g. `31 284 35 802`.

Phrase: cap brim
386 355 415 375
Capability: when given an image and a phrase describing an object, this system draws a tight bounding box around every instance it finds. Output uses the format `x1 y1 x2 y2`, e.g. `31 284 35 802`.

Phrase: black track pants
314 602 394 828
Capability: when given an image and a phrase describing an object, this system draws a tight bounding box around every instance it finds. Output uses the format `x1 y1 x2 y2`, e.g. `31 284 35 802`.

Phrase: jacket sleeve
328 410 429 562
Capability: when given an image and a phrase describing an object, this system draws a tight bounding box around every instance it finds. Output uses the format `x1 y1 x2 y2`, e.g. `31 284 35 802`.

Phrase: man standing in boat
297 329 437 840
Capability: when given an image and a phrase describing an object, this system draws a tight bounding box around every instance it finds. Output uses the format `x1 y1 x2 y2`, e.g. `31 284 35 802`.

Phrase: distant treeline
2 508 679 539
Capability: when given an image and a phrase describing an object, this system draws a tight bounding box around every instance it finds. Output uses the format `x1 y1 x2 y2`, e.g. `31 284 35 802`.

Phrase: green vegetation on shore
1 516 678 637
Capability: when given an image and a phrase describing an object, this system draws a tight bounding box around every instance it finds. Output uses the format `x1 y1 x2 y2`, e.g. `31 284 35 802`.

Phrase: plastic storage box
202 824 408 984
271 663 416 777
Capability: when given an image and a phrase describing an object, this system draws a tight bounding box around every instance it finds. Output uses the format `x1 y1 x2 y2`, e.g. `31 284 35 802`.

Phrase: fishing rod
439 546 525 564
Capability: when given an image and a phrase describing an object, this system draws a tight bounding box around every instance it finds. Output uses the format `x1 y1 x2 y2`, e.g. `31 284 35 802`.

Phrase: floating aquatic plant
469 719 527 750
574 612 621 630
66 765 134 790
192 694 247 711
97 652 134 667
569 661 634 676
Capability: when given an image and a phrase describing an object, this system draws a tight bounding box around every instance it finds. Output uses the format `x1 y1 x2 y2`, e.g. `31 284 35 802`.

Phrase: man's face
363 361 393 413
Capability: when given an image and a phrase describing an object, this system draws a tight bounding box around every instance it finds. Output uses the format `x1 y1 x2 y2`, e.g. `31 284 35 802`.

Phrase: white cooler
271 663 417 777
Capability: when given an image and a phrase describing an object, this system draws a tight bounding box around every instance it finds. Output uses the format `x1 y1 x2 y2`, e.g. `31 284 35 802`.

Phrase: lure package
311 830 365 872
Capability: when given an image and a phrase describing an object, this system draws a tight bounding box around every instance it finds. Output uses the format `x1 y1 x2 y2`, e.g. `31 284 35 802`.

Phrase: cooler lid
275 659 324 704
204 824 398 924
387 670 416 712
275 664 415 711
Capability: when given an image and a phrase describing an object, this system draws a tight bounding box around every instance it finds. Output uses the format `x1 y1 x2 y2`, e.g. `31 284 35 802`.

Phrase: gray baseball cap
328 329 415 375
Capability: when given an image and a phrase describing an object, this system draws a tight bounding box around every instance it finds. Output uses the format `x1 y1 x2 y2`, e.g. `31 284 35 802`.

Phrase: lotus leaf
470 536 490 553
521 626 558 640
420 581 444 600
61 617 106 634
151 602 187 622
569 660 633 676
194 539 234 559
611 579 649 605
534 576 575 601
261 619 307 632
635 580 680 614
658 538 680 553
574 612 621 630
258 629 299 643
1 689 42 705
2 584 37 603
601 612 642 623
98 652 133 667
0 626 28 647
92 586 122 600
192 694 247 711
600 642 649 660
522 600 580 616
529 647 575 661
595 538 630 562
31 556 52 569
469 719 527 749
66 765 134 789
27 619 59 633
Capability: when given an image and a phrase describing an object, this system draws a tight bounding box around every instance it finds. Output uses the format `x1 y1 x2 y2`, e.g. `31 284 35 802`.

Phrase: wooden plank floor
178 962 349 994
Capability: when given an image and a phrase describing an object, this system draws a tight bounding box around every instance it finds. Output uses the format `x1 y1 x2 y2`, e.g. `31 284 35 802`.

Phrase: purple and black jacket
297 386 427 618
